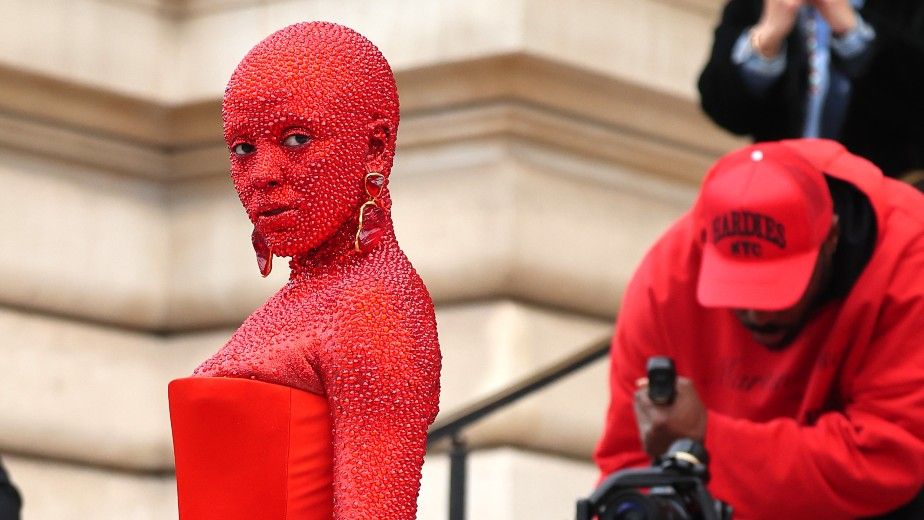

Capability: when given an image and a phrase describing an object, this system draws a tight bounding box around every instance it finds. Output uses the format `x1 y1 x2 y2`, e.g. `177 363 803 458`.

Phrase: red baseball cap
695 142 834 310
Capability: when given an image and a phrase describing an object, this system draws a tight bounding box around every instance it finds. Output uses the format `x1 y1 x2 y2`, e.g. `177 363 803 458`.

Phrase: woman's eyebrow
223 122 250 141
278 115 315 128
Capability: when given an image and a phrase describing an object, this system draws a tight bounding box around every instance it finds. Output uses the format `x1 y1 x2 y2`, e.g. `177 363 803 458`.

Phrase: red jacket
594 141 924 519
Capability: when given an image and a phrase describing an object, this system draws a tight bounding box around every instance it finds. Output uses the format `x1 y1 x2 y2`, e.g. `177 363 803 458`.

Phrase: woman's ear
365 118 392 173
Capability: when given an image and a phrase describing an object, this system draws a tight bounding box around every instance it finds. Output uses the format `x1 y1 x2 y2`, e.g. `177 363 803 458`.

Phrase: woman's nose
250 149 284 190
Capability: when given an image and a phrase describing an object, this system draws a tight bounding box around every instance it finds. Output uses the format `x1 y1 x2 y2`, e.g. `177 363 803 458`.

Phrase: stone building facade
0 1 741 518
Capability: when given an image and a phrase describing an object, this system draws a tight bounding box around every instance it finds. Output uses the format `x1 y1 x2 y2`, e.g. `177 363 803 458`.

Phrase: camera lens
600 491 653 520
600 490 691 520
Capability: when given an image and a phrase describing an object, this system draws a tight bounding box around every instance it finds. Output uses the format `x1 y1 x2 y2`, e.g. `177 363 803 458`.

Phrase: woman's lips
259 207 290 217
257 207 296 229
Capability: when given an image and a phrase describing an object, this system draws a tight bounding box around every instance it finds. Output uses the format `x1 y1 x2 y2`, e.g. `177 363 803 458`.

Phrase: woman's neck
288 215 396 279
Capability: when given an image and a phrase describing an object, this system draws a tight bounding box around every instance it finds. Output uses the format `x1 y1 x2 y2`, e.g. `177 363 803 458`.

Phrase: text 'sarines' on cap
694 142 833 310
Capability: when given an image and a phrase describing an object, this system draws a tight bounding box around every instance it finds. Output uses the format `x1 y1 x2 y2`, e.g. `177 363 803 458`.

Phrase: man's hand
809 0 857 35
753 0 804 58
633 376 707 459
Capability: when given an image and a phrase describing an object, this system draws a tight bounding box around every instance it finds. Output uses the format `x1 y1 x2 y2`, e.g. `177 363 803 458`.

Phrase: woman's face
223 88 368 257
221 22 398 258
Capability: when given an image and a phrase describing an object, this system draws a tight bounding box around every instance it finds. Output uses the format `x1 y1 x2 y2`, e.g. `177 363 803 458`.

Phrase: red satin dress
168 377 334 519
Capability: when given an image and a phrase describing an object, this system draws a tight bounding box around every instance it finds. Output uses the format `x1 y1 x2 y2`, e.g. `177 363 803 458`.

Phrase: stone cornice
121 0 723 19
0 53 742 184
0 62 170 147
0 52 736 332
653 0 722 16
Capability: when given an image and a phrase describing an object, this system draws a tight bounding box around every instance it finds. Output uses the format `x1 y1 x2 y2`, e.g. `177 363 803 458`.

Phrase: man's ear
825 214 840 255
365 118 392 172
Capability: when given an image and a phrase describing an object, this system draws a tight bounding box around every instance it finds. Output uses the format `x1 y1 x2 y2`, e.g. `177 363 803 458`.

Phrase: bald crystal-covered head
222 22 399 258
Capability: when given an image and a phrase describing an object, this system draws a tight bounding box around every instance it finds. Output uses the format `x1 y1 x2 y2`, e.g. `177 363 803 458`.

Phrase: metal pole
448 434 467 520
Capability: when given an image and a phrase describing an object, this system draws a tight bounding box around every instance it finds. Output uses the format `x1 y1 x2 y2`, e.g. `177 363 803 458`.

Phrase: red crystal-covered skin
193 22 441 519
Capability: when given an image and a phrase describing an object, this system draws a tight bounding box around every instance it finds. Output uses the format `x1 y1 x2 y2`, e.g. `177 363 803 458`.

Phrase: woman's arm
322 309 440 519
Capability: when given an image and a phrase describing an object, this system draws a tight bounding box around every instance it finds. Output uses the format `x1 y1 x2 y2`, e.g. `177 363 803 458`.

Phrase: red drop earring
354 172 387 254
252 227 273 277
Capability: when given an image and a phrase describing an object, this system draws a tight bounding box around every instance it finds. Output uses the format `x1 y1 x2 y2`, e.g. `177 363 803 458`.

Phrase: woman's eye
283 134 310 147
232 143 255 156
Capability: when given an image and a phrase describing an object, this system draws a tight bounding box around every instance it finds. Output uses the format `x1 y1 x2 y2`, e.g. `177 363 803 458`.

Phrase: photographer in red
594 139 924 519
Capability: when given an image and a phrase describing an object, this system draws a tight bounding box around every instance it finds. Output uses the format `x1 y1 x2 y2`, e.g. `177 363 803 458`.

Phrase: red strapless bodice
168 377 334 520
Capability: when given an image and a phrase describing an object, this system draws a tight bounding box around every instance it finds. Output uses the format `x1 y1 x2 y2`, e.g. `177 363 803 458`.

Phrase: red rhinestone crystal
365 173 386 198
251 228 273 277
357 203 385 251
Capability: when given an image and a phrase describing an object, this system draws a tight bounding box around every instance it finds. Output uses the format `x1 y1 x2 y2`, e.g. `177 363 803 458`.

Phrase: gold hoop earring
354 172 387 253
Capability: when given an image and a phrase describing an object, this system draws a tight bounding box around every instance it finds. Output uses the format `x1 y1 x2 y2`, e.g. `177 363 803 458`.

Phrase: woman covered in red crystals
168 22 441 519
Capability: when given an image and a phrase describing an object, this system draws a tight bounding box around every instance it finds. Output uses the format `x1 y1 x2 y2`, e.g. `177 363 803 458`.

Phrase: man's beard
743 322 804 351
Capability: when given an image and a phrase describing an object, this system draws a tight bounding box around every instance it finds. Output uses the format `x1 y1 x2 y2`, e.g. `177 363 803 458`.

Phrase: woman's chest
195 289 343 394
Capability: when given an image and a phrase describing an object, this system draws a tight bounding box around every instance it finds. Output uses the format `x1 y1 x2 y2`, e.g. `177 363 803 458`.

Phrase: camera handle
647 356 676 405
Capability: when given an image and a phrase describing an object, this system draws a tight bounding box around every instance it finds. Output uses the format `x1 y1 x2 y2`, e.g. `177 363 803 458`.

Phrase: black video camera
575 357 732 520
576 438 731 520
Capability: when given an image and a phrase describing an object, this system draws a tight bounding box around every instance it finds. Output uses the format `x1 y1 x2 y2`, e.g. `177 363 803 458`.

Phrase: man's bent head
694 142 838 347
731 217 838 348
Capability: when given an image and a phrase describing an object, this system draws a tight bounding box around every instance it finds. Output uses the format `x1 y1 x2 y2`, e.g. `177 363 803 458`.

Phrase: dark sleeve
697 0 792 137
0 461 21 520
839 1 924 176
855 2 924 105
834 2 924 80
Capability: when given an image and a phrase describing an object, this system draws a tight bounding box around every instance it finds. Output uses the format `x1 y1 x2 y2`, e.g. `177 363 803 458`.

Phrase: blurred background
0 0 745 518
